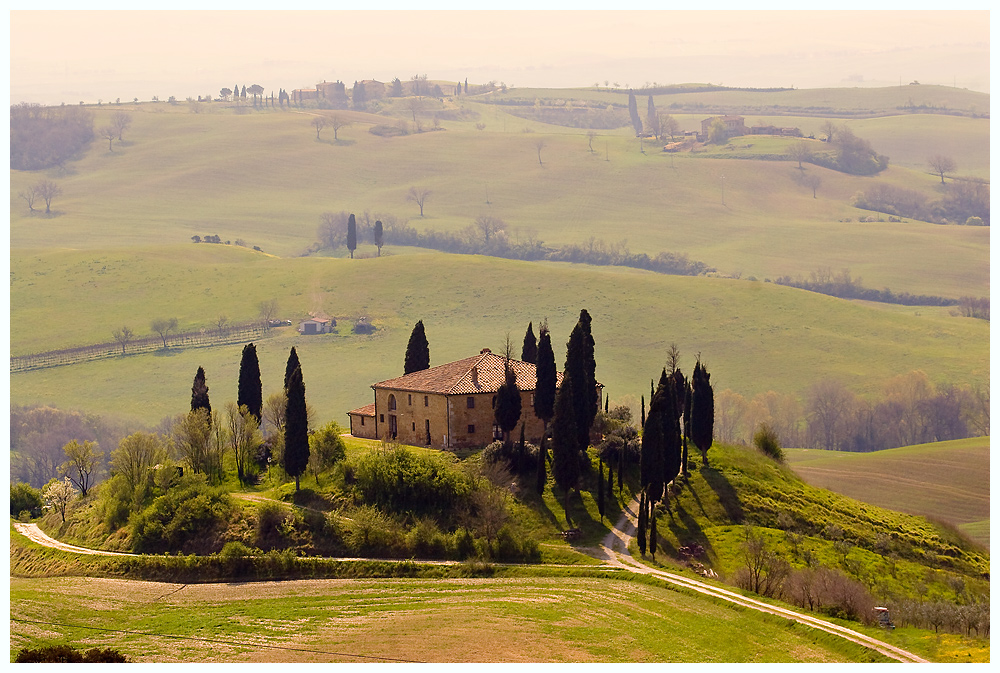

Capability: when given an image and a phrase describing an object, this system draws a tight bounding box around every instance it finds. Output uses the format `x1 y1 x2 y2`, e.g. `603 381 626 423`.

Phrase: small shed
298 314 334 335
347 403 377 439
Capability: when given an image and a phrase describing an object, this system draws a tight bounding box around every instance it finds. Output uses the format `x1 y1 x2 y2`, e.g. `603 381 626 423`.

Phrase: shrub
129 476 235 554
753 423 784 462
350 445 471 520
10 481 43 518
219 540 256 558
342 505 403 556
254 501 293 551
15 645 127 663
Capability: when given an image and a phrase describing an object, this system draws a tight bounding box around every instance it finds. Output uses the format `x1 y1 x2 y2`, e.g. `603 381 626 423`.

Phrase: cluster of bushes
11 103 94 170
808 126 888 175
15 645 128 663
853 180 990 226
503 104 627 130
774 267 957 307
128 476 236 554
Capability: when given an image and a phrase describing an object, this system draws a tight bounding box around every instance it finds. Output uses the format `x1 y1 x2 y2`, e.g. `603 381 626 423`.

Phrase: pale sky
8 10 992 105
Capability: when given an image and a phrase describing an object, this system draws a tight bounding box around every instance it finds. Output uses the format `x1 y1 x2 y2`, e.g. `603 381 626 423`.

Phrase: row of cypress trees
190 343 311 491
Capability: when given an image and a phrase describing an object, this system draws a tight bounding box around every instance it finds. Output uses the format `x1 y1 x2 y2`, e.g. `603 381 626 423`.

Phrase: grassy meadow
9 245 989 427
786 438 991 548
10 574 891 663
9 95 989 298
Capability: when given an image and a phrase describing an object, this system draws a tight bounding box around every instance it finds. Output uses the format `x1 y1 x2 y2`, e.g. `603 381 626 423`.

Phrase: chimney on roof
481 348 491 354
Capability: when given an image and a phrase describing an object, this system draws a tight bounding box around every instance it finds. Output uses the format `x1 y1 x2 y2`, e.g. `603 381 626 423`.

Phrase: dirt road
590 496 928 663
13 522 131 557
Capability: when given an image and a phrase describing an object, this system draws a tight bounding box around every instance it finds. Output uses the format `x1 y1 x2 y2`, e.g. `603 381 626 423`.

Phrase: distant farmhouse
298 313 335 335
348 348 602 450
292 80 385 105
695 115 802 142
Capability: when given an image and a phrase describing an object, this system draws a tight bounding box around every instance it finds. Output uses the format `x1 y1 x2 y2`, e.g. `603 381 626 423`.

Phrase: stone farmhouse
348 348 601 450
699 115 748 141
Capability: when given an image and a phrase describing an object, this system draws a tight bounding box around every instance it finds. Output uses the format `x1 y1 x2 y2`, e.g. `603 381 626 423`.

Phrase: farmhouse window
424 395 429 406
467 397 475 409
408 394 412 406
388 395 397 411
360 417 365 426
380 414 384 422
468 424 475 434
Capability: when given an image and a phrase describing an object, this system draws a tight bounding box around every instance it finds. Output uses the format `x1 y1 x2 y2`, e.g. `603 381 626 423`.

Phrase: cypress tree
641 384 665 504
628 90 642 136
403 320 430 374
640 394 645 427
617 437 624 494
646 95 660 139
521 322 537 363
191 366 211 415
535 435 547 495
284 346 300 390
346 213 357 258
374 219 384 256
533 324 556 434
494 357 521 445
606 459 614 503
241 84 246 98
662 380 682 510
550 372 580 524
283 364 309 491
691 360 715 466
682 378 693 477
237 344 262 423
564 309 597 452
517 422 526 473
605 393 609 413
597 459 605 522
637 491 647 555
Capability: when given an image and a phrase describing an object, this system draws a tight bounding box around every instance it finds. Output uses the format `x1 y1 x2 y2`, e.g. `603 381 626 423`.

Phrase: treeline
808 124 888 175
315 211 712 276
853 179 990 226
11 103 94 170
774 267 959 307
714 370 989 452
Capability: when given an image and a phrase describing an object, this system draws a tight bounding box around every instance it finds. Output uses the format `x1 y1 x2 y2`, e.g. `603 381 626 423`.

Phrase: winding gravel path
13 522 131 557
589 496 928 663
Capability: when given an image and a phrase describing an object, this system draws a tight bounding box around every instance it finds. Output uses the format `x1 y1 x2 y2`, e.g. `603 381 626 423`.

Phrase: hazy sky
9 10 992 105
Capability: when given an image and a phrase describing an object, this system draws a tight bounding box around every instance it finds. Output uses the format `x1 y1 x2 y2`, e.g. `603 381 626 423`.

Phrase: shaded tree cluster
774 267 960 307
11 103 94 170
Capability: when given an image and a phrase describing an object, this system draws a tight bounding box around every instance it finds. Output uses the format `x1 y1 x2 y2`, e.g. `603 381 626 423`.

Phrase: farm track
594 497 929 664
13 495 927 662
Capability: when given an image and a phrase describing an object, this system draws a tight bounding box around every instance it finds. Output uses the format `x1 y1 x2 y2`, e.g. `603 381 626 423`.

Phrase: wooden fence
11 322 271 373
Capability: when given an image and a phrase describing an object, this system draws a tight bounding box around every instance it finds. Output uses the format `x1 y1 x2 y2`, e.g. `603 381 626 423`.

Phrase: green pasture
9 575 888 663
10 246 989 427
9 98 988 298
785 438 990 548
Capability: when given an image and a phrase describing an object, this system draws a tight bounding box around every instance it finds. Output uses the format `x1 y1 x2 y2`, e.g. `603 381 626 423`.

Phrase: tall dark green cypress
637 491 647 555
374 219 384 256
237 343 262 423
284 346 300 390
533 324 556 433
649 504 658 559
494 357 521 445
628 90 642 136
682 378 693 477
403 320 430 374
550 371 580 524
283 364 309 491
606 460 614 503
346 213 357 259
691 360 715 466
662 379 682 509
191 366 211 415
521 322 537 363
640 394 645 427
641 383 666 504
535 435 547 495
564 309 597 452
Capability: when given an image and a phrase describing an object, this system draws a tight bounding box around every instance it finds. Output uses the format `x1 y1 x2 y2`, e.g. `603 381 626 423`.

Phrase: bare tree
474 215 505 244
258 298 279 327
928 155 957 184
228 402 263 486
406 186 431 216
330 115 351 140
312 116 327 140
98 125 116 152
821 120 837 143
36 180 62 214
317 211 348 249
17 184 38 213
800 173 822 198
111 111 132 141
533 139 546 165
789 142 813 169
112 325 134 354
215 314 229 337
405 97 423 123
660 114 679 140
150 317 178 348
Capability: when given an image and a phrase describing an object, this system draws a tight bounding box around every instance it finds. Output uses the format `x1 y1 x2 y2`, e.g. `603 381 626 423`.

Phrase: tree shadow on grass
659 499 717 563
152 347 180 357
700 464 744 524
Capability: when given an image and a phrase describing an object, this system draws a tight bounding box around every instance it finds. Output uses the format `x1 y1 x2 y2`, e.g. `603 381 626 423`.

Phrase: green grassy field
785 438 990 548
10 575 891 663
10 246 988 427
9 97 988 298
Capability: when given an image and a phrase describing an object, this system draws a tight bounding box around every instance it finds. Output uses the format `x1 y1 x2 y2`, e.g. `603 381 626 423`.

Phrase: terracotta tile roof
372 350 565 395
348 403 376 417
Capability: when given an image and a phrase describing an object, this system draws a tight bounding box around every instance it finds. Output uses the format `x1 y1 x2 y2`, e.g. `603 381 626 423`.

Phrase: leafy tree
928 154 957 184
43 477 76 522
111 431 167 496
494 356 522 444
753 422 784 462
550 371 580 523
374 219 384 256
347 212 357 258
521 321 537 363
708 118 728 144
228 402 263 487
10 482 43 518
533 323 557 434
150 317 178 348
284 346 301 390
690 359 715 465
403 320 430 374
283 364 309 490
627 90 643 136
220 87 233 101
112 325 134 355
60 439 101 497
238 343 263 423
174 407 223 481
